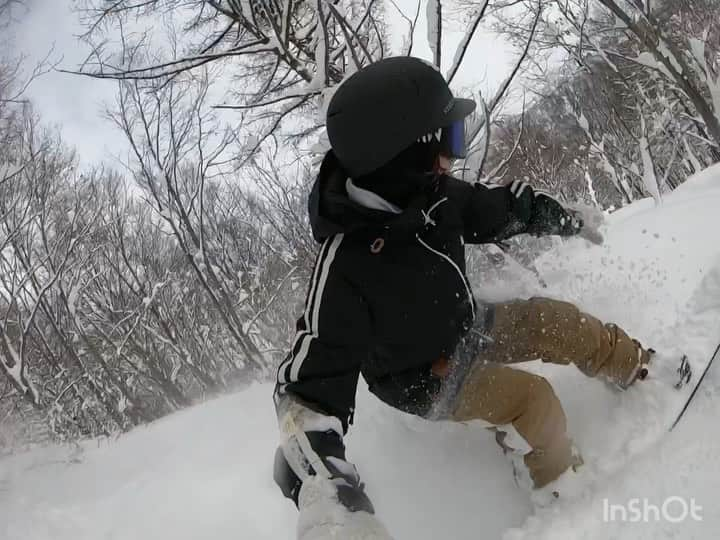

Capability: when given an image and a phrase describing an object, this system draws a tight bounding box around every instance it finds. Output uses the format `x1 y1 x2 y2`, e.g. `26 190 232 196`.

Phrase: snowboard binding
675 355 692 389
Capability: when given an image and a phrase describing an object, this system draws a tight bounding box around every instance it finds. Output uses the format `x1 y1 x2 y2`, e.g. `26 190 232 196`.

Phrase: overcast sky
8 0 515 168
8 0 124 165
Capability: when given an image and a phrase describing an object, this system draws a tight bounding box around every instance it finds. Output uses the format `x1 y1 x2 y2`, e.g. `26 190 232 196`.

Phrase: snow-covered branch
426 0 442 68
447 0 490 84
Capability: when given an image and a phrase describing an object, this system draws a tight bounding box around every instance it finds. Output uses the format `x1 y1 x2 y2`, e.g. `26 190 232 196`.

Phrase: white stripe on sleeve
289 234 344 382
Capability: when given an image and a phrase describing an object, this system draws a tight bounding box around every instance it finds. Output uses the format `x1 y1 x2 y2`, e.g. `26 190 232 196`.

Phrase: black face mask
353 142 441 208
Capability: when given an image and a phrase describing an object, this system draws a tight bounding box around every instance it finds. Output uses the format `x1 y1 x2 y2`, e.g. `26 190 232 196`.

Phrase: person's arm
445 177 583 244
273 234 392 540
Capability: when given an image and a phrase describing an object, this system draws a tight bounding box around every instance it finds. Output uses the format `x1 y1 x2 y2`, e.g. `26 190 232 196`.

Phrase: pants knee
528 375 558 411
528 296 579 321
523 375 566 441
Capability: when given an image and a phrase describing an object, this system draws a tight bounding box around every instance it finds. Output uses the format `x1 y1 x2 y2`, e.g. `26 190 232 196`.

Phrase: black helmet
326 56 476 178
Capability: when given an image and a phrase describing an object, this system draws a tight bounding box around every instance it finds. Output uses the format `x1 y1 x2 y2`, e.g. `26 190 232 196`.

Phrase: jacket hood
308 151 433 242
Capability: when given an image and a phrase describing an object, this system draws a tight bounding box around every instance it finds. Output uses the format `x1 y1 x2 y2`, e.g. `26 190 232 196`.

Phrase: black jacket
275 152 537 426
272 152 558 510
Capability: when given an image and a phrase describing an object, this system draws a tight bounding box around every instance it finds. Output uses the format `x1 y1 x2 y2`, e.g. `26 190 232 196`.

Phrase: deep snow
2 165 720 540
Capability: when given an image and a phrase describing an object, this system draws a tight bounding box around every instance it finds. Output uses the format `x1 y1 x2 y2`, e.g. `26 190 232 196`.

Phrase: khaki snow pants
451 297 650 489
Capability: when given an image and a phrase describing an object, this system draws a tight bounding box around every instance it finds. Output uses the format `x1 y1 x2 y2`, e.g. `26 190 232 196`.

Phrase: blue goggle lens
441 120 466 159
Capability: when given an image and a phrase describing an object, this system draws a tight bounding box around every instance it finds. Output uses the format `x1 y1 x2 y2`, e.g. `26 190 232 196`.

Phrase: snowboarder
273 56 653 539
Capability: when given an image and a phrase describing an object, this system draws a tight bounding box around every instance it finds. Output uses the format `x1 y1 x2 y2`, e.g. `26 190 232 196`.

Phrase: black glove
507 179 582 237
528 192 583 237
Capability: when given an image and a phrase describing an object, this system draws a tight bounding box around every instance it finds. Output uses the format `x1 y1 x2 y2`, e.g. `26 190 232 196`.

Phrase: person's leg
482 297 652 388
451 363 581 488
447 297 651 489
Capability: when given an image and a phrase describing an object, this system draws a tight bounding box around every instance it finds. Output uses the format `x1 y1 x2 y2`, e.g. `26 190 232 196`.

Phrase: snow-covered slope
2 165 720 540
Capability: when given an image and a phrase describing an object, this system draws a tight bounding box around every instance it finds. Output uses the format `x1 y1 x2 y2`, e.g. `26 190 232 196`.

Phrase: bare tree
109 71 281 378
455 0 542 183
546 0 720 158
0 0 23 28
73 0 386 157
593 0 720 148
483 0 719 212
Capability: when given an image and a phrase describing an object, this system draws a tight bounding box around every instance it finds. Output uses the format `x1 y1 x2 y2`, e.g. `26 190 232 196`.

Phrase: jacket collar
345 179 403 214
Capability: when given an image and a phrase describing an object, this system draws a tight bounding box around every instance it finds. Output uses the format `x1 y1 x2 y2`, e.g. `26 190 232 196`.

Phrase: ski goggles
440 119 467 159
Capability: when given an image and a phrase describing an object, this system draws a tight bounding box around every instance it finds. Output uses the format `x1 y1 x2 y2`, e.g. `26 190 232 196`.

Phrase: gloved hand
527 192 583 238
566 200 605 245
506 180 583 239
297 476 394 540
